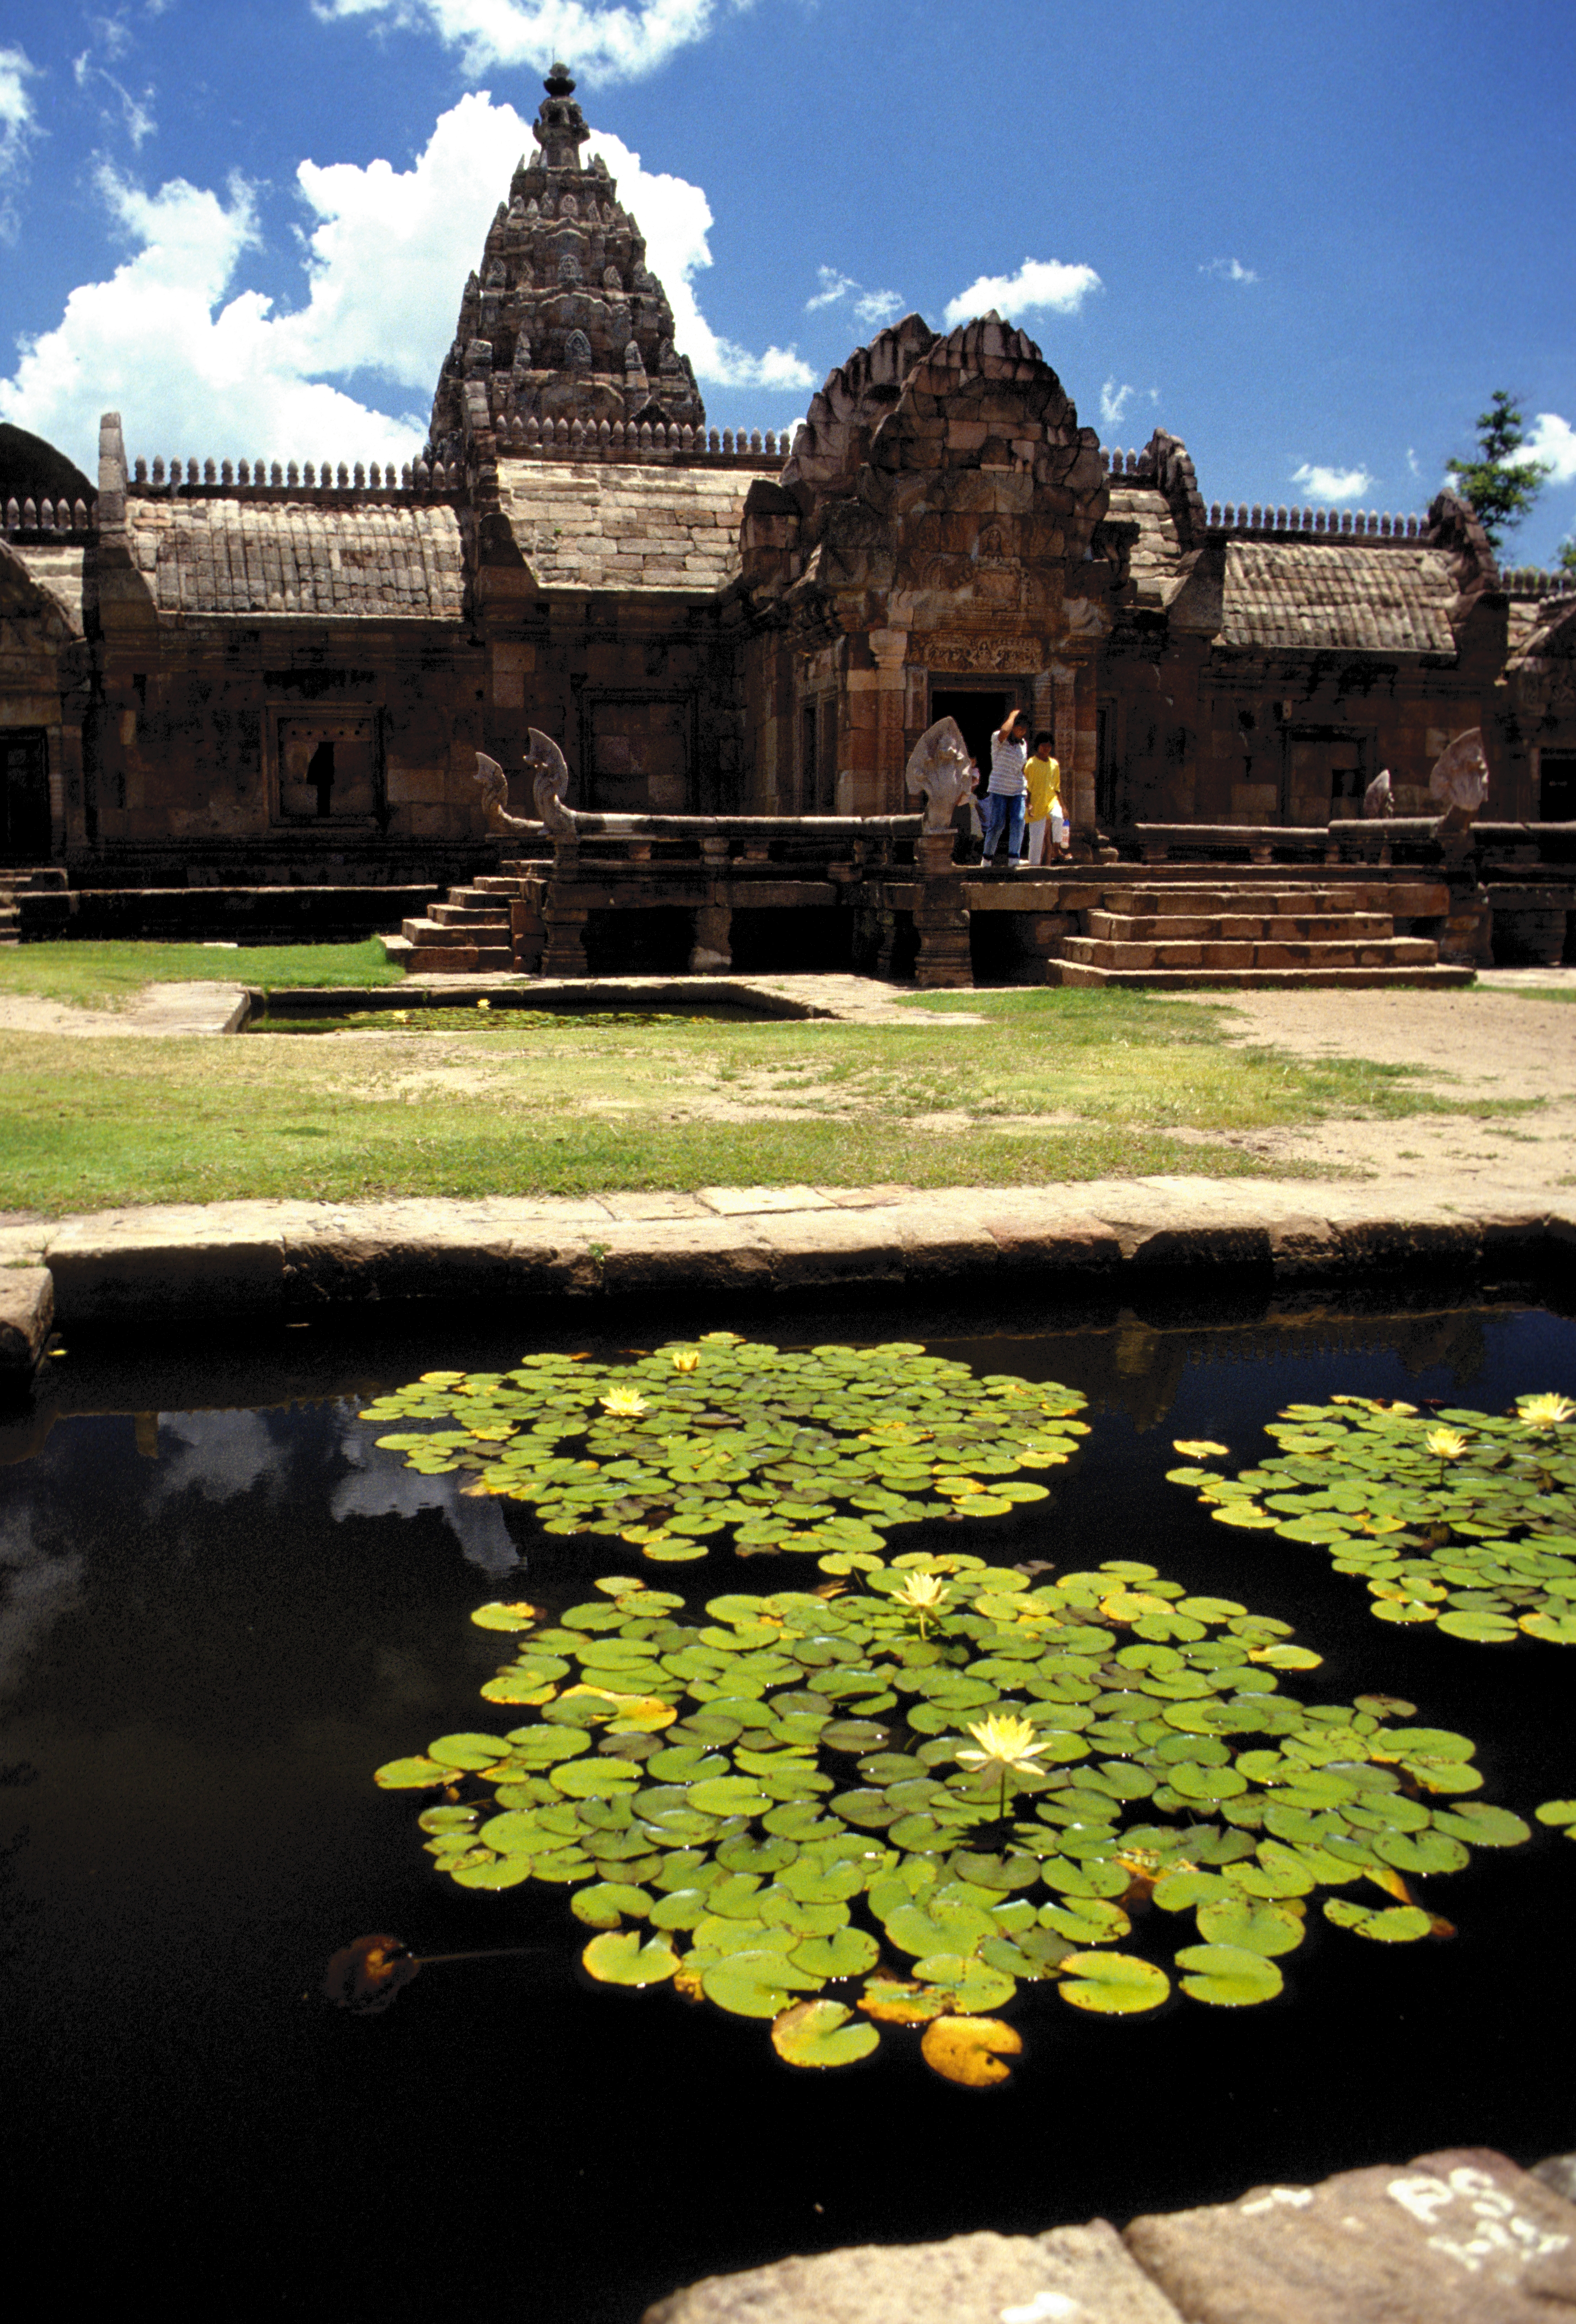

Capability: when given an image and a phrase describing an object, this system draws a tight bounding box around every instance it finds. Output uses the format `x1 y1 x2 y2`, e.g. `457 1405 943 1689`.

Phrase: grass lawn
0 937 402 1006
0 982 1527 1216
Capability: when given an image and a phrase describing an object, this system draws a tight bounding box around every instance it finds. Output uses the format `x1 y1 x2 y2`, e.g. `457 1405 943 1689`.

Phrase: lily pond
3 1290 1575 2322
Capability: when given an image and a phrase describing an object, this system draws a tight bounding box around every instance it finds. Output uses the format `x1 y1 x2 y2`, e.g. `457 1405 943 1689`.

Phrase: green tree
1447 390 1550 553
1559 537 1576 577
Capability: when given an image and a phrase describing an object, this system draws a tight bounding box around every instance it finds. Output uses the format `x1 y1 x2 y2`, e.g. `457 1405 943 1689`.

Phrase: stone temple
0 65 1572 982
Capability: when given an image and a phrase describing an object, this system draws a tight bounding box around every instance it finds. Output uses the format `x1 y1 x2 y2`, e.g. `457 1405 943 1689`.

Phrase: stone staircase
381 866 542 973
0 866 67 946
1056 880 1474 989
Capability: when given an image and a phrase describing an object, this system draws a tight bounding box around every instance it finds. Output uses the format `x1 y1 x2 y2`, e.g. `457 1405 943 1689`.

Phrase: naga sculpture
905 715 978 833
1362 767 1394 818
471 729 578 838
1428 727 1490 830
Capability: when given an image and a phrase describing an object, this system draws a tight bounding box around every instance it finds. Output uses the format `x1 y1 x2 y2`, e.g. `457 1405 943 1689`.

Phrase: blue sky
0 0 1572 562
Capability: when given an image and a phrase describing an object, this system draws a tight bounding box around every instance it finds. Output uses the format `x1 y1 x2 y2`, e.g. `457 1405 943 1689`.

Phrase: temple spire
424 62 706 462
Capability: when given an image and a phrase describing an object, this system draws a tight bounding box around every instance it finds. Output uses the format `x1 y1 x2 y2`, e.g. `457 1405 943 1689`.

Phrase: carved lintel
919 632 1042 673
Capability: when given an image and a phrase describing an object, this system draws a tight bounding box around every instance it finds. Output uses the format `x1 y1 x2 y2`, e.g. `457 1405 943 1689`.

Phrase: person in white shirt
981 709 1029 867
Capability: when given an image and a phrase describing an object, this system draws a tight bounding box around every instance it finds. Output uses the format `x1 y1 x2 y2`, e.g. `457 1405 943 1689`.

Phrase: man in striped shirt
981 708 1029 867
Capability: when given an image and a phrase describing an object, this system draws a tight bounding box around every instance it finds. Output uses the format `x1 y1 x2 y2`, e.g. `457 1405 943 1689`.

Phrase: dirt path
1204 974 1576 1195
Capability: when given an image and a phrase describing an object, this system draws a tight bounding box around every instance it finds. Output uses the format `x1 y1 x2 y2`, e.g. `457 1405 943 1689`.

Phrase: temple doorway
929 688 1015 791
1540 754 1576 822
0 729 50 860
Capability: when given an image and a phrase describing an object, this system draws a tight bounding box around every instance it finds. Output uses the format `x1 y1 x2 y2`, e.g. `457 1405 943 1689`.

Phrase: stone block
751 1210 905 1290
1124 2147 1576 2324
986 1211 1123 1274
644 2221 1181 2324
0 1268 53 1381
594 1219 773 1299
384 764 448 807
48 1210 289 1318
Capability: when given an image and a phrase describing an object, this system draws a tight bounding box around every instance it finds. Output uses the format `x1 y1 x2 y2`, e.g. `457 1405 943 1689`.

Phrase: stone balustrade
494 413 791 465
1 491 98 538
126 454 465 498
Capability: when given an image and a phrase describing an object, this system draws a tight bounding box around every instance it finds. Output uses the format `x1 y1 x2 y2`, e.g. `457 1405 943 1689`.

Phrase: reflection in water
331 1418 520 1576
0 1505 82 1703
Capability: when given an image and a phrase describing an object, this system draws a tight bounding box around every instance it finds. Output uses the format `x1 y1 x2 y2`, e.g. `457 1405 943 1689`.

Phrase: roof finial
533 60 588 170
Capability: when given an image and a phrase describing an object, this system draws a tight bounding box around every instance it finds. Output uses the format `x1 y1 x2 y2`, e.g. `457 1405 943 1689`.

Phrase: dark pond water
3 1289 1575 2323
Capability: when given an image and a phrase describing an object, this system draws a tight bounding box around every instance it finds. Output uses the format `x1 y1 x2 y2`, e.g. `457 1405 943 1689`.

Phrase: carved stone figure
1362 768 1394 818
471 732 577 836
1429 728 1490 821
471 750 534 834
905 715 977 832
525 728 577 834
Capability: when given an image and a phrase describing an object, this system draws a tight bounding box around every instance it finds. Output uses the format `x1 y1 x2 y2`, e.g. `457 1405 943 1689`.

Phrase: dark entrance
1540 754 1576 823
930 687 1013 790
1 729 50 860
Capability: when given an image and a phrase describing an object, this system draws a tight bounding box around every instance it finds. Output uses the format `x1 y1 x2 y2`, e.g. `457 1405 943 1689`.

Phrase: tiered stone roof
427 64 705 469
497 463 753 594
121 495 465 617
1218 539 1458 655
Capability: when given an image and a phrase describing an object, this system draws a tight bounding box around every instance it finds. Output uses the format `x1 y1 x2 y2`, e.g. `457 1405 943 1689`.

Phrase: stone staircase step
1061 935 1439 971
430 899 512 926
1085 909 1398 943
1103 887 1382 916
400 944 515 975
1058 962 1475 991
399 915 499 945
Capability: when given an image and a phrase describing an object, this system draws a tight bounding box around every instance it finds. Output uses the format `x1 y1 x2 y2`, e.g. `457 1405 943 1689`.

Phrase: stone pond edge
0 1178 1573 1380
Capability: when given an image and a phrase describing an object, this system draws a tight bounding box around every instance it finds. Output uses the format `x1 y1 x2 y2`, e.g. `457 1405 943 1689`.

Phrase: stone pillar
913 831 972 987
542 836 588 975
691 840 733 969
1050 659 1098 854
868 627 909 817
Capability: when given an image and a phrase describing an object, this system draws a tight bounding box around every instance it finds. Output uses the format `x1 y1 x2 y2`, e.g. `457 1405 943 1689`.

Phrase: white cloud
0 92 811 472
1526 411 1576 485
314 0 747 82
0 164 427 470
587 127 813 390
0 43 41 235
852 289 902 328
1291 461 1375 503
806 265 855 312
1100 377 1134 429
1406 445 1421 477
942 257 1101 331
1201 257 1257 283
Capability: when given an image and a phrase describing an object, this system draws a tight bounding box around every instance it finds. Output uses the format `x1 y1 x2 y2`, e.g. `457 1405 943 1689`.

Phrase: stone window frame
263 699 387 832
575 685 700 814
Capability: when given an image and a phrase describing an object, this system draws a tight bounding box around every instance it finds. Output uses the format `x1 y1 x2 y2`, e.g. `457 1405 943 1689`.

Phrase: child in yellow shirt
1023 734 1064 865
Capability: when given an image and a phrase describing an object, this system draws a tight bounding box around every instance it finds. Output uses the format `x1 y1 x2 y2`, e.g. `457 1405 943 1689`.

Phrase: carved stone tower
427 62 707 463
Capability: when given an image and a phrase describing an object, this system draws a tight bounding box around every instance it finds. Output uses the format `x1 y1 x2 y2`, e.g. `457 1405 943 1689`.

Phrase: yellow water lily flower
475 997 491 1010
1517 1393 1575 1430
669 1349 700 1373
599 1386 649 1418
1425 1426 1469 1461
957 1712 1047 1778
892 1570 949 1639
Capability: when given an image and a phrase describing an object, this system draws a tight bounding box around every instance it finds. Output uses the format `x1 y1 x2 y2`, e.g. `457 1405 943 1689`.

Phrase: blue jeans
981 792 1025 858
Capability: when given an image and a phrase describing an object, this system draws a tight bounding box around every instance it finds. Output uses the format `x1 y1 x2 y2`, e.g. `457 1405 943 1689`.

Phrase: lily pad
1175 1943 1284 2006
1057 1951 1170 2015
919 2014 1022 2087
701 1950 822 2018
771 1998 881 2069
1323 1899 1435 1942
581 1930 681 1985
